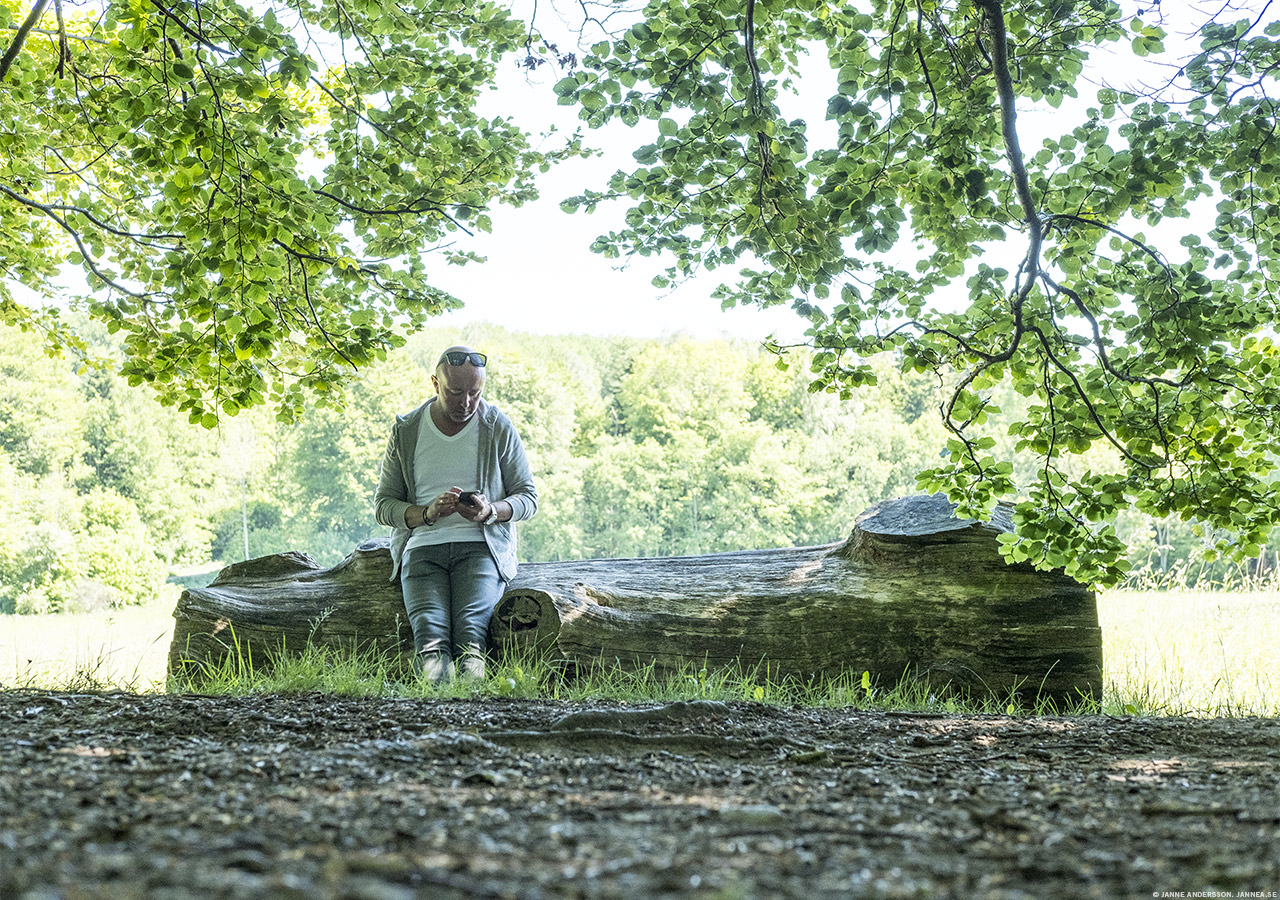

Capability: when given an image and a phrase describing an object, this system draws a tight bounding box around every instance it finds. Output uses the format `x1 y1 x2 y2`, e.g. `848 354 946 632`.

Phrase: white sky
427 41 816 344
428 144 812 344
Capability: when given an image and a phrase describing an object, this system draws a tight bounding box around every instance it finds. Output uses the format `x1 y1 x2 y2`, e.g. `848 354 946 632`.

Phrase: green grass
164 642 1071 714
3 589 1277 716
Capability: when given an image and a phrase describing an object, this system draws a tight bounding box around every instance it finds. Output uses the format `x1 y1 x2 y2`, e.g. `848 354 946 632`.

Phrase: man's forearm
491 499 513 523
405 505 431 528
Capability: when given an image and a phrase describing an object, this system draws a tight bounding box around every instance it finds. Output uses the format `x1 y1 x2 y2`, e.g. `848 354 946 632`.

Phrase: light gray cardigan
373 398 537 583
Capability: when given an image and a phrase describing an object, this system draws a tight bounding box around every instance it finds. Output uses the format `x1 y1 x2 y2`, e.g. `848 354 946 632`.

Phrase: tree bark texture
169 495 1102 702
168 546 413 679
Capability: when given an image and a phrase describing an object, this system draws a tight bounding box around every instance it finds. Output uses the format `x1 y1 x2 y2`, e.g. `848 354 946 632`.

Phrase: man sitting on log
374 346 538 684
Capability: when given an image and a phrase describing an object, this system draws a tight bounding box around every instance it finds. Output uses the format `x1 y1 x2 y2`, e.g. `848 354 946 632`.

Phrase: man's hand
454 490 493 523
415 488 464 527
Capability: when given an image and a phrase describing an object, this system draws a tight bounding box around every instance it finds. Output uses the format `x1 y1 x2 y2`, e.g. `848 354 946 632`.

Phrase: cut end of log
838 493 1017 566
490 589 563 658
854 493 1014 538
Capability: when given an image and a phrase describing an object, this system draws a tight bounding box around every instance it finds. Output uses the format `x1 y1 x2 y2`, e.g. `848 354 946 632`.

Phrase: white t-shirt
403 409 484 554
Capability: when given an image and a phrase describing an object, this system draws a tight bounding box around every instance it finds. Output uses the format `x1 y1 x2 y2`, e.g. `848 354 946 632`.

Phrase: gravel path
2 690 1278 899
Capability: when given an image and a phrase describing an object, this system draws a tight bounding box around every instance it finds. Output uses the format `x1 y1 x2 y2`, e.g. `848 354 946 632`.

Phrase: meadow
2 589 1277 716
1097 588 1280 716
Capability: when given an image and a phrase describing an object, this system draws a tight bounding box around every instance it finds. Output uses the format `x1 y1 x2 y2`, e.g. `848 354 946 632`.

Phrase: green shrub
77 488 167 606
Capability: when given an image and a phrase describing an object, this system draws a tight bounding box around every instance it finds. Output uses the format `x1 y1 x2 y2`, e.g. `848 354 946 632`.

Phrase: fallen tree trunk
169 494 1102 702
168 546 413 680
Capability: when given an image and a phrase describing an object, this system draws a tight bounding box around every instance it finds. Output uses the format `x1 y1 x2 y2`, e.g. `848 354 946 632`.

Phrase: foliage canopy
7 0 1280 586
1 0 577 423
551 0 1280 584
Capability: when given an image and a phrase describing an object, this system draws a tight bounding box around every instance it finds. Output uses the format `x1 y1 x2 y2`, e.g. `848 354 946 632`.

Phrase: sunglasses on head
438 350 487 368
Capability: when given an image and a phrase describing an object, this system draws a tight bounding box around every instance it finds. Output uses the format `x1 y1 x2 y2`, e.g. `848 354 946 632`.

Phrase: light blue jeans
400 541 504 660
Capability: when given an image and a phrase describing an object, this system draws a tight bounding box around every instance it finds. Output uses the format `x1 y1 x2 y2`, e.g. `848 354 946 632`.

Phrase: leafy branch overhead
553 0 1280 585
1 0 580 424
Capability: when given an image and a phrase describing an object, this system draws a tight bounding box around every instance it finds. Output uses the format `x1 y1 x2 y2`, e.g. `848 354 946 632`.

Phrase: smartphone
458 491 480 505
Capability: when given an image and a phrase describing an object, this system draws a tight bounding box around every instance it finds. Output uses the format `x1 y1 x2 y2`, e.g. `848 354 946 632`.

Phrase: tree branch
937 0 1044 446
1038 271 1190 389
1028 323 1164 470
975 0 1038 230
145 0 231 55
312 188 475 236
743 0 772 179
0 0 51 84
0 184 150 299
2 25 106 46
52 0 69 77
1045 213 1174 278
0 186 184 245
915 0 941 117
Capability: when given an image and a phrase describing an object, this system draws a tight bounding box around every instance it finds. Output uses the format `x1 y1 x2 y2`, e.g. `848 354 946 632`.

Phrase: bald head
432 345 486 428
435 345 486 374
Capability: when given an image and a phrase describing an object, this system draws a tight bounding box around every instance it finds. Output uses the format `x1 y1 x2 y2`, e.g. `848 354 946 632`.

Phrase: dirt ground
1 690 1277 900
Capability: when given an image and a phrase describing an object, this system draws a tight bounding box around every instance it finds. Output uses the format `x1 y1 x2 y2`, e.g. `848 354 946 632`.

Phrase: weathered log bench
169 494 1103 702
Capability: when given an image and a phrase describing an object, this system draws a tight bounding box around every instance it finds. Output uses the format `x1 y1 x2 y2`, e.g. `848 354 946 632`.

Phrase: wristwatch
483 505 500 526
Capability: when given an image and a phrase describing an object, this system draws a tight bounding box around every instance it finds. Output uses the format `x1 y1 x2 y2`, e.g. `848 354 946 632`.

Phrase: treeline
0 320 1254 614
219 325 950 567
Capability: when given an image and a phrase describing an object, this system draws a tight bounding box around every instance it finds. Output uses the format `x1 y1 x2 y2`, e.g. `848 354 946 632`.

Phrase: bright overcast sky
428 44 815 344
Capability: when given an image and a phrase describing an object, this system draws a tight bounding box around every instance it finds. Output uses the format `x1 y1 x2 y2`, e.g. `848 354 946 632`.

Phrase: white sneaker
456 646 486 681
416 649 452 685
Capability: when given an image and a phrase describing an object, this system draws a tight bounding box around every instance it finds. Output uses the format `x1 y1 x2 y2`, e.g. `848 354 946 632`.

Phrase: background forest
0 318 1256 615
